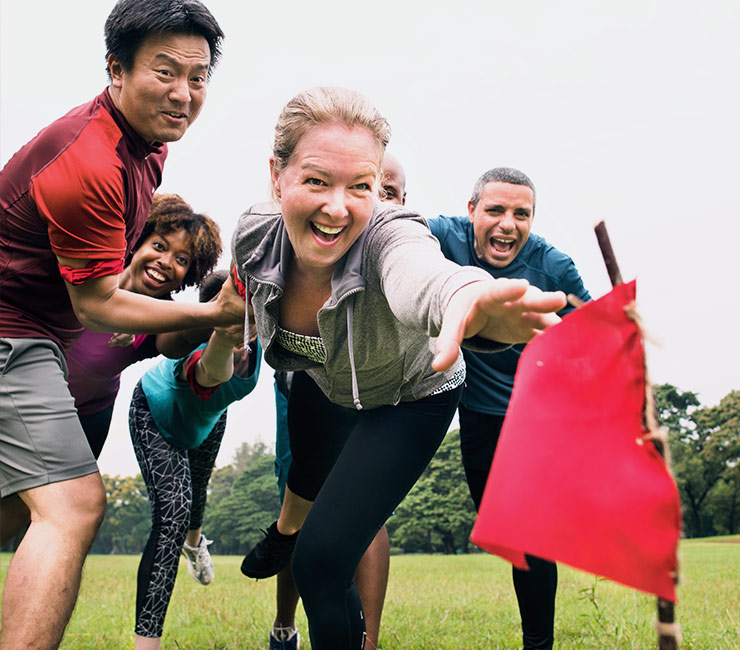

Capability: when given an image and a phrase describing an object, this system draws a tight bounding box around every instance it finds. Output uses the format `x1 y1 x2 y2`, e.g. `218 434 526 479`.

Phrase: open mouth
146 268 168 284
311 222 345 242
163 110 187 121
490 237 515 255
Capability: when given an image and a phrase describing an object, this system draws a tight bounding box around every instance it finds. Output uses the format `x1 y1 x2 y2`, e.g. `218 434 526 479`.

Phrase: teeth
492 237 513 244
148 269 166 282
313 223 344 235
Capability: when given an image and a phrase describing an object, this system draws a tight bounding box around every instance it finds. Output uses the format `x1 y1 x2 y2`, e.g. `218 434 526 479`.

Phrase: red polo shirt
0 89 167 349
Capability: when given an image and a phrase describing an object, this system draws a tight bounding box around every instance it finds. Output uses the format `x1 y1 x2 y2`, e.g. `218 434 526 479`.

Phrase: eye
487 206 504 214
305 177 325 186
157 68 174 78
152 240 166 251
514 209 531 220
176 256 190 266
190 75 206 86
352 183 372 192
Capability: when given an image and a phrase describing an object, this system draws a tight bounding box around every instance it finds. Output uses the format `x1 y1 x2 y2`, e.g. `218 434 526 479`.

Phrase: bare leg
184 526 202 547
354 526 390 650
0 473 106 650
134 635 161 650
277 486 312 535
274 564 301 629
0 497 30 545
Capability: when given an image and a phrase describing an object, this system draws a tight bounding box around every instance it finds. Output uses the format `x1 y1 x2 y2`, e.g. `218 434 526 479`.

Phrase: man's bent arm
59 256 244 334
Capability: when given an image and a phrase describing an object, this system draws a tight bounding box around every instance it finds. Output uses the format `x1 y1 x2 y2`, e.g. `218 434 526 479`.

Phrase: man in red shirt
0 2 243 647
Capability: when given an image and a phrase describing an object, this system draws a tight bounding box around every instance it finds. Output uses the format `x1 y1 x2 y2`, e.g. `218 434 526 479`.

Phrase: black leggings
459 404 558 650
287 371 462 649
129 383 226 638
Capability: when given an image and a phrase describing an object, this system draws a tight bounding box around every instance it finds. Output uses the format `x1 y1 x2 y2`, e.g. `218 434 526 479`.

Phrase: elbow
73 305 108 332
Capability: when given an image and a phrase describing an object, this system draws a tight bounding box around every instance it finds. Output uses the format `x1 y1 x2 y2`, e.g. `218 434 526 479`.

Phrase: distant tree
205 454 281 554
92 474 150 554
232 440 272 475
657 384 740 538
698 391 740 536
387 429 477 554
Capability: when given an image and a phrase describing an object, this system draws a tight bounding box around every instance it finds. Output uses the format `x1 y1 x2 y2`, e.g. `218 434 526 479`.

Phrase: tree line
2 384 737 555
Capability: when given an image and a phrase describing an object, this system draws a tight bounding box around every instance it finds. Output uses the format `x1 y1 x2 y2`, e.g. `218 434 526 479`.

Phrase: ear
401 191 407 206
108 55 124 88
467 200 476 222
269 157 281 200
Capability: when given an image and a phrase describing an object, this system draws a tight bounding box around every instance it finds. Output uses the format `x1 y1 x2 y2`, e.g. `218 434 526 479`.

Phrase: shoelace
195 537 213 567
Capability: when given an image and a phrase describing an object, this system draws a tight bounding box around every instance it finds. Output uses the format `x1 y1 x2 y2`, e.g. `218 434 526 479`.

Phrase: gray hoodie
232 202 500 410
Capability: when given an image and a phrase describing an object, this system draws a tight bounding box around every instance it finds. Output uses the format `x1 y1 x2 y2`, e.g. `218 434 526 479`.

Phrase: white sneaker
181 534 215 585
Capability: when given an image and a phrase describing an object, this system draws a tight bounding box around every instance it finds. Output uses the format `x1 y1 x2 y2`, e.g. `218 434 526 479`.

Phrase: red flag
470 280 681 602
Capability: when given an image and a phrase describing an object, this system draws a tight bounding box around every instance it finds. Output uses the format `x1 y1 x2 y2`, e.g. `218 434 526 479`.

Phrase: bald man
380 153 406 205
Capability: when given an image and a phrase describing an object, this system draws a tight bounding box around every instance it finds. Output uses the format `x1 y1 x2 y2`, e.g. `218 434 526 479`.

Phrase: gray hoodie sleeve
366 213 492 337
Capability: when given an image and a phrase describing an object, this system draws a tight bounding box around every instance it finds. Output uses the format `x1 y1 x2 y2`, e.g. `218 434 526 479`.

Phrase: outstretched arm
59 256 245 334
432 278 566 371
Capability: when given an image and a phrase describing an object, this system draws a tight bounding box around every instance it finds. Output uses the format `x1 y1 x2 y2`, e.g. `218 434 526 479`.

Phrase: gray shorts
0 338 98 497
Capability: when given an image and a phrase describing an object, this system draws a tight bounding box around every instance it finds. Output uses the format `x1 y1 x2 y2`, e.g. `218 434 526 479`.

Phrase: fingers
432 280 566 372
107 333 135 347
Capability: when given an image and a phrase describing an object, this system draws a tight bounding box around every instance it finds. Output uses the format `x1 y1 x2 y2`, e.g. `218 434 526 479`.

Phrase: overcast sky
2 0 738 478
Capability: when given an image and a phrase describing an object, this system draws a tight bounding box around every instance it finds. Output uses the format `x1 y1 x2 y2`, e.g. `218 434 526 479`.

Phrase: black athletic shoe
240 521 299 579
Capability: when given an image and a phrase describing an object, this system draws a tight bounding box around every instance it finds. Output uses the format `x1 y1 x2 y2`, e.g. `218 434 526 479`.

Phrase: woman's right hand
432 278 566 372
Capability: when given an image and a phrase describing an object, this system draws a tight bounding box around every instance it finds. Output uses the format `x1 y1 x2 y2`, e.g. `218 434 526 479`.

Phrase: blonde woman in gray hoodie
233 86 566 650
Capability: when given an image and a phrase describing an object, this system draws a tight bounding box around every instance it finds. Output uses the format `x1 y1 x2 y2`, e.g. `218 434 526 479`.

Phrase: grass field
1 536 738 649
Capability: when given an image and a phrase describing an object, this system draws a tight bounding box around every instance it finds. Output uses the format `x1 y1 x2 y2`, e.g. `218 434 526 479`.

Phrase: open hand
432 279 566 371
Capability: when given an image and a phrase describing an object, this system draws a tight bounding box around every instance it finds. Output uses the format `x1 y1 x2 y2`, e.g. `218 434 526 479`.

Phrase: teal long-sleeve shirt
427 216 591 415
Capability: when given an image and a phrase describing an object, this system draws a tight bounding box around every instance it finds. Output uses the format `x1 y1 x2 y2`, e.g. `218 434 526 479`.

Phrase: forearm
156 327 212 359
195 332 236 387
76 289 226 334
64 272 243 334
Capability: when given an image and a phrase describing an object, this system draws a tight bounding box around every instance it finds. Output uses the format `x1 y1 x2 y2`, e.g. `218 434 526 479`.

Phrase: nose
499 209 516 231
168 77 191 104
158 250 174 269
323 188 349 220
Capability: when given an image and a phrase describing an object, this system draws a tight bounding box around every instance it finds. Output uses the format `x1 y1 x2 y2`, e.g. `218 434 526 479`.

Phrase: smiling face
271 122 381 277
120 229 193 297
108 32 210 144
468 181 534 268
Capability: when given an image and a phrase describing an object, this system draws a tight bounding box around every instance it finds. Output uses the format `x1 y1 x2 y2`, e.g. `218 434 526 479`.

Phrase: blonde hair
272 87 391 173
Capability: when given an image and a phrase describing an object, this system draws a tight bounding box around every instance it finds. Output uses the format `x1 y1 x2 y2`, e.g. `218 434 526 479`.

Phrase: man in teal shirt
428 167 591 650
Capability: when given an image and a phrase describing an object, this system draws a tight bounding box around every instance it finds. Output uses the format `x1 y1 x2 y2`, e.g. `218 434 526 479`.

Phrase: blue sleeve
557 260 592 316
426 216 445 241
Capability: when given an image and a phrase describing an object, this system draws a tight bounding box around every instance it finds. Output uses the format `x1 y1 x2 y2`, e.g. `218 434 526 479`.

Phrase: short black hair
104 0 224 78
470 167 536 209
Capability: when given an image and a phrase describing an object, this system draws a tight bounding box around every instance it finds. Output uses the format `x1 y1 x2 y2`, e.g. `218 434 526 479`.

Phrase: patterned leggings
129 382 226 638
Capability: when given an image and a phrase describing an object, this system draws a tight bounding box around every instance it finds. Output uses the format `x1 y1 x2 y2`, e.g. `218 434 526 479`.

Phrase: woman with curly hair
65 192 223 459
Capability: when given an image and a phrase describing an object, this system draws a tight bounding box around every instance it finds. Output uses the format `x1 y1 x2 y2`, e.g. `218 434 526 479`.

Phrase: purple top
65 330 159 416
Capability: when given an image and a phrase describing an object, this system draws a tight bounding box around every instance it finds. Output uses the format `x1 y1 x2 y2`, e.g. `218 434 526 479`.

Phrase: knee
67 480 107 535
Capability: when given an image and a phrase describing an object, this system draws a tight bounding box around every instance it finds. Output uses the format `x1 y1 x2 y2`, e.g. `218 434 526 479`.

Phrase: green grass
1 536 738 649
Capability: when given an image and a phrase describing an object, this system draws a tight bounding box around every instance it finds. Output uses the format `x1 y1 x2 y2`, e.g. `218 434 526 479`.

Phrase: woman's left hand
432 279 566 371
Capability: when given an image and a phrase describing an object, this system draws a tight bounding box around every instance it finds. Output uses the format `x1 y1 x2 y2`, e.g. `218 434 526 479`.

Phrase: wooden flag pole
593 220 679 650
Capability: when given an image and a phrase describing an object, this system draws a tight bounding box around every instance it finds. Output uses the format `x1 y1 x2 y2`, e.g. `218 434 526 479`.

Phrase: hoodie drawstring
346 299 363 410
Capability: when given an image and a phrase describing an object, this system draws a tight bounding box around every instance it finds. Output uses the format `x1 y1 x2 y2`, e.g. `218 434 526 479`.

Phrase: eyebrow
152 53 209 72
302 162 377 181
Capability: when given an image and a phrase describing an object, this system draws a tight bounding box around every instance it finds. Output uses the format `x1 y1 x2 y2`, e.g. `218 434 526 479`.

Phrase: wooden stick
594 220 623 286
593 221 678 650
